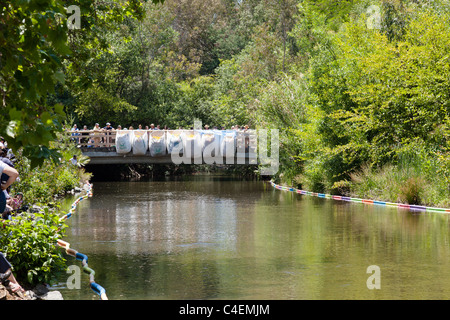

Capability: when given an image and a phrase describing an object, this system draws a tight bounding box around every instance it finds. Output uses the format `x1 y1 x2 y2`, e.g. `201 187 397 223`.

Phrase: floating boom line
270 181 450 213
57 183 108 300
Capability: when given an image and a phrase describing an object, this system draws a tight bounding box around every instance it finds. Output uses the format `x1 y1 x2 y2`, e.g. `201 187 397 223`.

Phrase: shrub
349 143 450 206
0 208 68 285
398 177 423 205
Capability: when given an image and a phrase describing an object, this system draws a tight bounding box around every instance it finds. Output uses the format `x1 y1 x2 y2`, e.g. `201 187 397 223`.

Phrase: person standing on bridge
71 124 80 144
92 123 103 147
103 122 114 147
81 125 90 146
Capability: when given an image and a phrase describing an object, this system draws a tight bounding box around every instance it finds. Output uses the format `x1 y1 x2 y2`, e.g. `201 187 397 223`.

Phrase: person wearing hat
92 123 103 147
103 122 114 147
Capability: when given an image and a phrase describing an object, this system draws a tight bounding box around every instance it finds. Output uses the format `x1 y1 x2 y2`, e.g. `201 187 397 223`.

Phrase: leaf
40 112 53 126
9 108 22 121
54 103 65 117
27 270 34 284
52 70 65 84
6 121 18 138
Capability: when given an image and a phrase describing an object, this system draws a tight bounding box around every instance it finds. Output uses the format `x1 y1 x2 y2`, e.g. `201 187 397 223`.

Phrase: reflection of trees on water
64 179 450 299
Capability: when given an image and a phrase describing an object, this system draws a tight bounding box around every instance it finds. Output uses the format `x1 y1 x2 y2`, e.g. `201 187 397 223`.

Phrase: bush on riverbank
0 210 67 285
11 131 92 205
349 142 450 207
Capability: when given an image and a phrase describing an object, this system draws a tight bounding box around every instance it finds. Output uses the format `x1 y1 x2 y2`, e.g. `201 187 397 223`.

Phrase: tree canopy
4 0 450 206
0 0 163 167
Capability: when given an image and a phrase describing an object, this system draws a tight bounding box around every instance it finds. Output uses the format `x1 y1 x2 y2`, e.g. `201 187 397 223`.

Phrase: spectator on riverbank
0 140 14 163
0 252 25 294
0 160 19 219
6 193 23 213
0 154 15 187
70 155 78 166
1 190 22 218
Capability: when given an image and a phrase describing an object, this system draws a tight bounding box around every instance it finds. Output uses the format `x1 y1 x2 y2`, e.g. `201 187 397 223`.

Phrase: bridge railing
67 129 257 154
68 129 117 148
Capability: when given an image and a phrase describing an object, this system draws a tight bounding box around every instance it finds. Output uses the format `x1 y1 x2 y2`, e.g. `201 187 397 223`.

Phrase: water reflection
55 176 450 300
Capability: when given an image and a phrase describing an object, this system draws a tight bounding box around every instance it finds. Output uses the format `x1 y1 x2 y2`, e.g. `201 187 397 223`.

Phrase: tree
0 0 163 167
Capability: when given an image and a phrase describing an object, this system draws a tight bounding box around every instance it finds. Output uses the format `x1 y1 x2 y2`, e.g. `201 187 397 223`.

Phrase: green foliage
0 0 69 166
251 0 450 207
75 83 137 126
1 130 90 285
0 210 67 285
12 129 91 205
1 0 161 166
350 141 450 207
6 0 450 208
281 1 450 201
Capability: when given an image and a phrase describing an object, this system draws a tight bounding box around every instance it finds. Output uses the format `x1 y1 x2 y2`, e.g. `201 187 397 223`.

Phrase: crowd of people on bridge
68 122 251 148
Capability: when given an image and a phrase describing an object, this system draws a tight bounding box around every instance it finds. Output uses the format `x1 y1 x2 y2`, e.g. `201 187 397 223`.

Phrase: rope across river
57 183 108 300
270 181 450 213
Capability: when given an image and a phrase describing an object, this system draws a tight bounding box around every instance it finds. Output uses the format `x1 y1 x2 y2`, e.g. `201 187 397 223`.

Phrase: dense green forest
3 0 450 207
3 0 450 287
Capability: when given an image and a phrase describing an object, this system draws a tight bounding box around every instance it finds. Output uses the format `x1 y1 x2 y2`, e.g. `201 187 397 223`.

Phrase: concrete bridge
72 130 259 165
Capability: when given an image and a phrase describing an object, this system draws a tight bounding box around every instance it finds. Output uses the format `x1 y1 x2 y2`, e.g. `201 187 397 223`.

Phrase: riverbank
274 144 450 210
270 181 450 213
0 185 89 300
1 283 63 300
0 132 91 293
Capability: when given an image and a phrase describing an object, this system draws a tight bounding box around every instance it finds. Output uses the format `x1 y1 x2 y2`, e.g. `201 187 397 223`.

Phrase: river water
53 176 450 300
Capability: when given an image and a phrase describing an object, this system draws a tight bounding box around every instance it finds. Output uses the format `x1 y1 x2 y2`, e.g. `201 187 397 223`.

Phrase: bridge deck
81 147 257 165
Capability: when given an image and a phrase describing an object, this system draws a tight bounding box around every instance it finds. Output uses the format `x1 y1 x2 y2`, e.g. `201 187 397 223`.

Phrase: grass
349 152 450 208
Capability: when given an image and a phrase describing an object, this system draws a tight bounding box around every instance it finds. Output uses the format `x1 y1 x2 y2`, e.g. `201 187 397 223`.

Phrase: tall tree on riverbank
260 0 450 206
0 0 163 167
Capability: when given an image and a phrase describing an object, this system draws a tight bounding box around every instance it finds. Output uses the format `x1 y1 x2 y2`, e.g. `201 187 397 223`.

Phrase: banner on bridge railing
75 128 279 176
